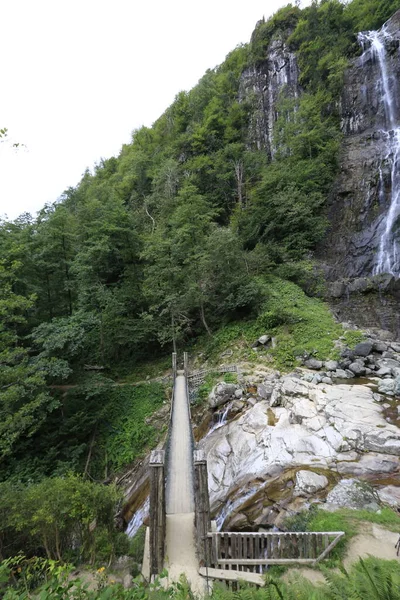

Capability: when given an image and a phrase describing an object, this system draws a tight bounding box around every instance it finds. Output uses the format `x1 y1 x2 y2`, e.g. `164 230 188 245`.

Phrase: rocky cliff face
324 10 400 279
239 33 300 158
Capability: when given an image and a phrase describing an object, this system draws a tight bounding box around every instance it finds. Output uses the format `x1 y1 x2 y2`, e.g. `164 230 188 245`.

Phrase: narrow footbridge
146 353 344 590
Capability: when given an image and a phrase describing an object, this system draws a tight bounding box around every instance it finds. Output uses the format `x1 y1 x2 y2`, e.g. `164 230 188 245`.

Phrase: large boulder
304 358 323 370
377 485 400 507
325 479 380 511
208 383 239 408
294 470 329 496
354 342 374 357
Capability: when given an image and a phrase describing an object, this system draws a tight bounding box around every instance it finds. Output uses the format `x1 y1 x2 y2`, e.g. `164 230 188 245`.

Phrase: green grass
285 506 400 565
194 276 343 370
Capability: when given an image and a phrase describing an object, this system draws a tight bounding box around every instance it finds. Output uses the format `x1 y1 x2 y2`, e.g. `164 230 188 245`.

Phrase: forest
1 0 400 579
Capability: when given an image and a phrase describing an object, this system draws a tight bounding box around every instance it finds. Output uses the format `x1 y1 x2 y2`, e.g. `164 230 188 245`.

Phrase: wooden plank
217 558 316 565
199 567 265 587
314 533 345 565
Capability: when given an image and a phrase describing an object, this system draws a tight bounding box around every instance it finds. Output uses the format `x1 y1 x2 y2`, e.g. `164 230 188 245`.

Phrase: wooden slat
199 567 265 586
217 558 317 565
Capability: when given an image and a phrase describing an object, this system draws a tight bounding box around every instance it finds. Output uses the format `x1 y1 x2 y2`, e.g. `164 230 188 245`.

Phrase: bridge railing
207 530 345 571
149 353 177 577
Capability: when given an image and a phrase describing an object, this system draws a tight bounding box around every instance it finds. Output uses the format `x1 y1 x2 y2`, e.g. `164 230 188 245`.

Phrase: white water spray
358 28 400 276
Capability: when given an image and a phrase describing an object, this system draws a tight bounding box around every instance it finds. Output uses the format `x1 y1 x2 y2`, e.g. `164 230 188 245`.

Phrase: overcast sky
0 0 309 220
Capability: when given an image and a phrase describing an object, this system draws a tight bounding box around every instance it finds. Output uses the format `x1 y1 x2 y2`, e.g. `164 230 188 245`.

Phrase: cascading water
206 402 233 437
126 496 150 538
358 28 400 276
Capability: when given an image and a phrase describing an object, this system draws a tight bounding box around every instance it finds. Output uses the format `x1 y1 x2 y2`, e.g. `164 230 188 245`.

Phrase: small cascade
126 496 150 538
215 486 258 531
206 402 232 437
358 28 400 276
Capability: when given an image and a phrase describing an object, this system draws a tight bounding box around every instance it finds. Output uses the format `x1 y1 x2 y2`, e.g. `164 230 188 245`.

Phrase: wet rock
336 452 400 476
354 342 374 357
377 485 400 507
325 479 380 511
376 366 392 377
304 358 323 370
349 361 366 376
257 382 274 400
294 470 329 496
201 375 400 515
208 383 239 408
227 512 250 530
333 368 351 379
324 360 338 371
378 378 395 395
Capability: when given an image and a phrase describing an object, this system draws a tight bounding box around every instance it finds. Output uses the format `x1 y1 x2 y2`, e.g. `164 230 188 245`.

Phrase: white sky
0 0 309 220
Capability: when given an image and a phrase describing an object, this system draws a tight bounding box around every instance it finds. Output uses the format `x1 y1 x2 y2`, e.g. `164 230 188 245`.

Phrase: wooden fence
207 531 345 571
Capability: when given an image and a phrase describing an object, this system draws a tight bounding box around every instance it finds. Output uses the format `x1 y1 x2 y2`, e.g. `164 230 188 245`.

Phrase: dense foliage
1 0 400 566
1 556 400 599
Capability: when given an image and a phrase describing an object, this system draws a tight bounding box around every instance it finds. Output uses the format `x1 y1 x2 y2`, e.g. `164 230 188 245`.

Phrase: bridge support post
193 449 212 567
149 450 166 576
172 353 177 380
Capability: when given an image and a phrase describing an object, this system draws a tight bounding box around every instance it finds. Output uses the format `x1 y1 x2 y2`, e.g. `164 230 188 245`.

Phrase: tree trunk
200 300 212 337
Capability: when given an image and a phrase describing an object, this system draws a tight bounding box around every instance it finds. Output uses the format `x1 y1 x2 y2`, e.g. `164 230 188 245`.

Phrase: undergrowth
94 383 165 474
195 276 343 370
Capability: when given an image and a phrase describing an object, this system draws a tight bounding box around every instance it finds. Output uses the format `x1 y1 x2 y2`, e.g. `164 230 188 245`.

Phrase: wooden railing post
193 449 212 566
149 450 165 576
172 353 177 380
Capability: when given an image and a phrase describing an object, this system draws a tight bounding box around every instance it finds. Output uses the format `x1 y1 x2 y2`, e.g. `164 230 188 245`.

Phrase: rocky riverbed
198 327 400 530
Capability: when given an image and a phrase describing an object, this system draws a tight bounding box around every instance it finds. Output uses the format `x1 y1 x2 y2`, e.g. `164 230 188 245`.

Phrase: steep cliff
239 30 300 158
324 9 400 280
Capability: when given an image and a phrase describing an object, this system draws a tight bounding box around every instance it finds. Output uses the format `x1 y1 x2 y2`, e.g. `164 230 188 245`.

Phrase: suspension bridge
141 353 344 592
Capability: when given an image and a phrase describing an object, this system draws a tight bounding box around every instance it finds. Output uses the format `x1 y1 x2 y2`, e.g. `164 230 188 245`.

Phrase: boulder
390 342 400 353
258 335 271 345
354 342 374 357
378 379 395 395
321 377 333 385
208 383 238 408
257 382 274 400
349 361 366 376
376 366 392 377
324 360 338 371
332 369 351 379
294 470 329 496
325 479 380 511
304 358 323 370
373 341 388 353
377 485 400 507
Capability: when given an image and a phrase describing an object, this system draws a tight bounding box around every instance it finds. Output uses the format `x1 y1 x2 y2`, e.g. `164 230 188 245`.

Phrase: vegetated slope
1 0 400 562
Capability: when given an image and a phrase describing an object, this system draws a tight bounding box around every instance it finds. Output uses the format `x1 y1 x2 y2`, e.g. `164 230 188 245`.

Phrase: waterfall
126 496 150 538
206 402 233 437
358 28 400 276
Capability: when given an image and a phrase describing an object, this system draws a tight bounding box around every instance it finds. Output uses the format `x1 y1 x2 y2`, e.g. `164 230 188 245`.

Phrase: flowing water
206 402 233 437
358 28 400 276
126 496 149 538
